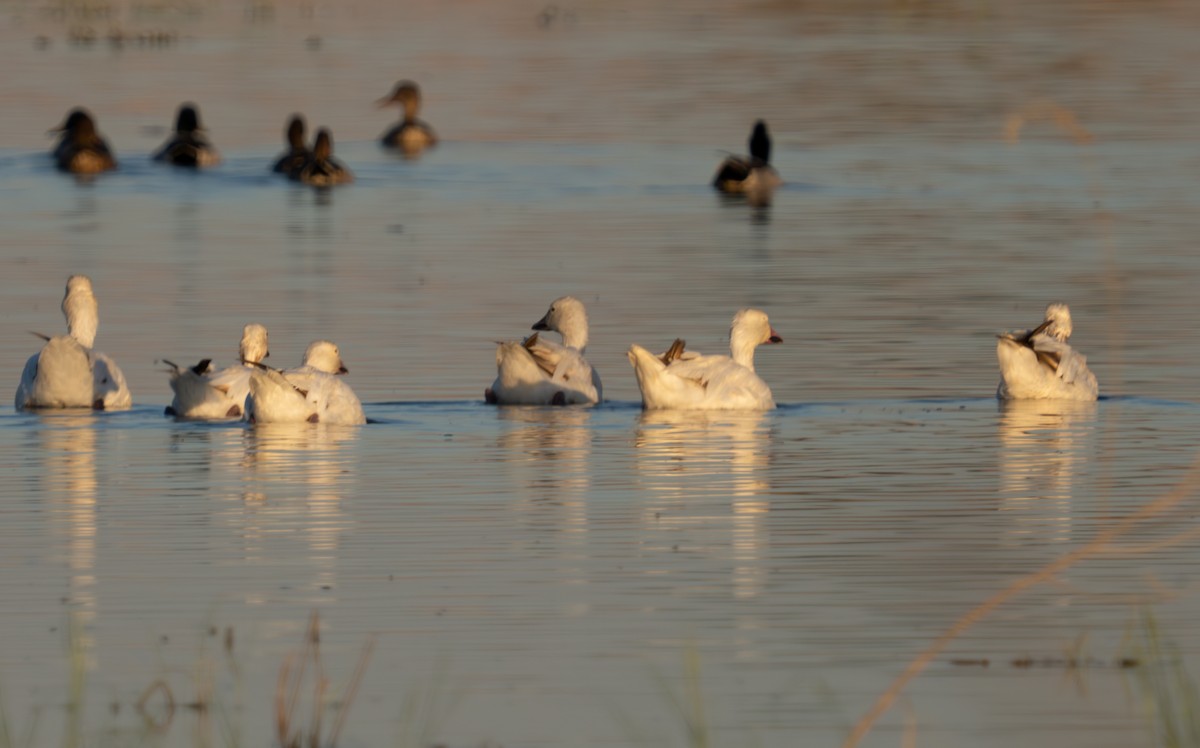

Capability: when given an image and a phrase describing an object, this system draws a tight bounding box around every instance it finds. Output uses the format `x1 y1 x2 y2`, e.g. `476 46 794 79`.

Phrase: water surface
3 1 1200 747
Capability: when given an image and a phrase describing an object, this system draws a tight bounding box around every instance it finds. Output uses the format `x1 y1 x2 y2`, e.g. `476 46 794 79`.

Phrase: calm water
3 1 1200 747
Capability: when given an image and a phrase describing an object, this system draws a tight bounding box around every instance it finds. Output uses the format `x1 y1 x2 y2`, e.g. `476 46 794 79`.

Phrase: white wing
90 350 132 410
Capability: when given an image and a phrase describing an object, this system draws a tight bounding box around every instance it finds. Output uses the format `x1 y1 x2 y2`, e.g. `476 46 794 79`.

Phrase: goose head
532 296 590 351
239 323 270 365
303 340 348 375
1042 303 1073 342
729 308 781 370
62 274 99 348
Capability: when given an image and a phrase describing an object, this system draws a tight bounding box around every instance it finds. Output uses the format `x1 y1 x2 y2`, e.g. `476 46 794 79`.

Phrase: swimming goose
628 308 781 411
153 103 221 167
292 129 354 186
164 323 270 419
272 114 309 176
996 303 1098 401
50 108 117 174
15 275 131 411
245 340 366 425
378 80 438 154
712 120 782 196
486 296 602 406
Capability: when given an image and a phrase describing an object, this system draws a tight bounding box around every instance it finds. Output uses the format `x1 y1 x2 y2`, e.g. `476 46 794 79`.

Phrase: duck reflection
237 423 359 596
35 413 99 658
997 399 1098 546
634 410 773 599
494 407 592 540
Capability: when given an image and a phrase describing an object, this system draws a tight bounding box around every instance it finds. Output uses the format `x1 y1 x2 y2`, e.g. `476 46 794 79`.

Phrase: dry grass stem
328 636 376 747
842 458 1200 748
900 698 917 748
274 611 373 748
1131 611 1200 748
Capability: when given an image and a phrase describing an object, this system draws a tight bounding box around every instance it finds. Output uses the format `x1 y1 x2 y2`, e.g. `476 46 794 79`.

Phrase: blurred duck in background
272 114 309 177
377 80 438 155
292 128 353 187
712 120 782 200
153 102 221 168
50 107 117 174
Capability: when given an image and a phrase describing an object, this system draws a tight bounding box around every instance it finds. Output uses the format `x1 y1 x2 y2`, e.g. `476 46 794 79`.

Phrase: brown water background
2 1 1200 746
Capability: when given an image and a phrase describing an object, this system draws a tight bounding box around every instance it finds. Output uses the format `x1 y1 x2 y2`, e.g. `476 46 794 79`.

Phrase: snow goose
50 108 117 175
15 275 131 410
164 323 270 419
378 80 438 155
712 120 782 198
485 296 603 406
153 103 221 168
627 308 782 411
996 303 1098 401
245 340 366 425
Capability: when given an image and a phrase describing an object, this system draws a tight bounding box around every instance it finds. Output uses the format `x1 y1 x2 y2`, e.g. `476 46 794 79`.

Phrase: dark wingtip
661 338 687 365
1019 317 1055 345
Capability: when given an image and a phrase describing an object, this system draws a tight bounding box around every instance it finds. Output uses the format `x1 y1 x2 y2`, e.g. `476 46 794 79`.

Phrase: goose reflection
634 409 773 599
237 423 359 597
494 407 591 541
35 413 100 658
997 399 1097 546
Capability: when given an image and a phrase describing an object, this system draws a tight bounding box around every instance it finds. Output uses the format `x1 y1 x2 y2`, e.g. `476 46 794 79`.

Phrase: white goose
15 275 131 411
485 296 603 406
996 303 1098 401
244 340 366 425
627 308 782 411
165 323 270 419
